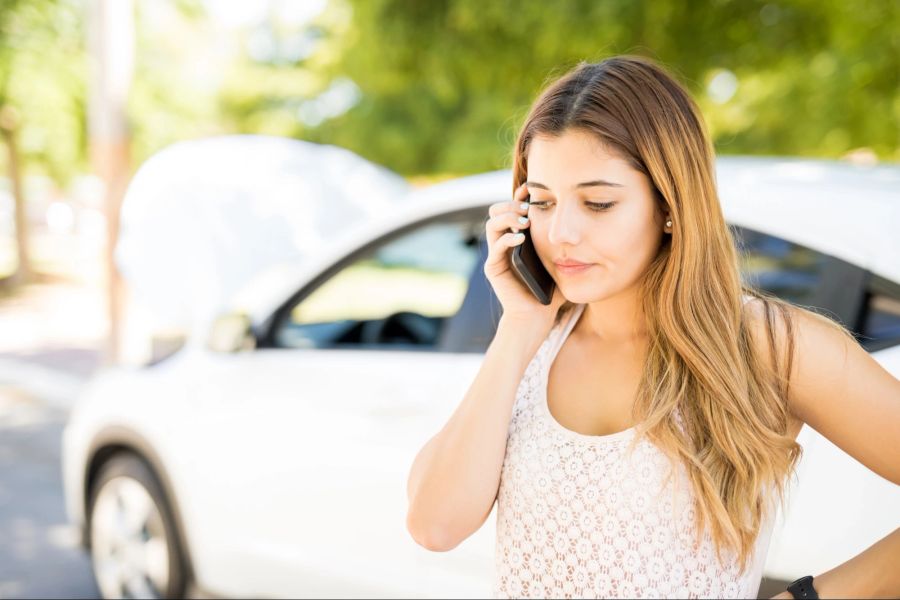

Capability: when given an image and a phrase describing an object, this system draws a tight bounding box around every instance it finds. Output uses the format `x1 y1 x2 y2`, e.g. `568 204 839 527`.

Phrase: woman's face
525 128 668 304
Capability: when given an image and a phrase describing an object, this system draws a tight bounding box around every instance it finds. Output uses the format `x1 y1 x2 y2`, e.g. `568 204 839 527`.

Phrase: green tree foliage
279 0 898 176
128 0 224 166
2 0 897 183
0 0 86 182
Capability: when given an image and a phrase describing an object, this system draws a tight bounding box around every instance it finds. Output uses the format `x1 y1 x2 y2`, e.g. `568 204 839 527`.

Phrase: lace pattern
493 299 774 599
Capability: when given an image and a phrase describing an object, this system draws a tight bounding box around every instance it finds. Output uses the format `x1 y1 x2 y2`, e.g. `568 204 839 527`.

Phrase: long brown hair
510 54 859 571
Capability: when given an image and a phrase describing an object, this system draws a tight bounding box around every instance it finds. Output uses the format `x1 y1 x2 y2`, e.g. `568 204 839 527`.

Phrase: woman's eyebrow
525 179 625 189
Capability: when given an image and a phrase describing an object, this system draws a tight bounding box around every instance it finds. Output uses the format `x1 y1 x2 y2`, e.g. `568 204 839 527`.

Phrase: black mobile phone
510 196 556 305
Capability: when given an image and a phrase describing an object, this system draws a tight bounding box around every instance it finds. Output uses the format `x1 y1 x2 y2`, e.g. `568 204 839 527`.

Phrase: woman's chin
558 271 626 302
555 282 601 304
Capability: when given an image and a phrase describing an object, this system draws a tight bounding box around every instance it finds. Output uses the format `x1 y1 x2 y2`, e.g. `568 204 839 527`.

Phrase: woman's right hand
483 182 567 333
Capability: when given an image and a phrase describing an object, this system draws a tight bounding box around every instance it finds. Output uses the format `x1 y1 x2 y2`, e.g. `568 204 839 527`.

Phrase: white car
62 153 900 599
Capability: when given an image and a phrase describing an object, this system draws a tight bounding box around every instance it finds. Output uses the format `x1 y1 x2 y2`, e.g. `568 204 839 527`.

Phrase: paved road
0 382 99 598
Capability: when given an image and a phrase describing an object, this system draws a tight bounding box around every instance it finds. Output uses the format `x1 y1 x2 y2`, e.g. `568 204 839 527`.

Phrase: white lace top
493 297 775 599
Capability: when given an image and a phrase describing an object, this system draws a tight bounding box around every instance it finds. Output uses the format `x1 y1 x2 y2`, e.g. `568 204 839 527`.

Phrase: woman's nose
547 203 581 246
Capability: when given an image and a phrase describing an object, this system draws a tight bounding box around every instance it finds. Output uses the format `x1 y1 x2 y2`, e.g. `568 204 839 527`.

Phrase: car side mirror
207 312 256 353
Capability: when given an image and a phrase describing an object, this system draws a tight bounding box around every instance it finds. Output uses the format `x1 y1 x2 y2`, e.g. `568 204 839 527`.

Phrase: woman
406 55 900 599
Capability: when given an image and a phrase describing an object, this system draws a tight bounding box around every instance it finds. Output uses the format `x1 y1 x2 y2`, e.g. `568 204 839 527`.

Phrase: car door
731 225 900 584
187 210 502 598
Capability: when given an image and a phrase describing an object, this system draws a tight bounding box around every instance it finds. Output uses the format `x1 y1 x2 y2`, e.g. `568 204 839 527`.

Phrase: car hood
114 135 410 342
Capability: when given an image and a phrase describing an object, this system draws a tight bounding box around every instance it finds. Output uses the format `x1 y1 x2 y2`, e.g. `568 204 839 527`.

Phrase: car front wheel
88 453 188 599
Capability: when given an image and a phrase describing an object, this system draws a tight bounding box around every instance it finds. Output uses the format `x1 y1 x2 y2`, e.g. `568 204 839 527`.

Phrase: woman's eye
529 201 616 212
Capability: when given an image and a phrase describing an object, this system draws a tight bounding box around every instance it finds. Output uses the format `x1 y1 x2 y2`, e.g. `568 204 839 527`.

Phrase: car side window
731 226 829 306
273 218 481 350
857 280 900 351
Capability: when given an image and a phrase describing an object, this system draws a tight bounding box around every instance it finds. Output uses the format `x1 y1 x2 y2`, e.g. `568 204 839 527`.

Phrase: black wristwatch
786 575 819 599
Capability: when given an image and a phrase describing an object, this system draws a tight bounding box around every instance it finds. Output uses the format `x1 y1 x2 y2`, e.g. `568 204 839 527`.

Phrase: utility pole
87 0 134 365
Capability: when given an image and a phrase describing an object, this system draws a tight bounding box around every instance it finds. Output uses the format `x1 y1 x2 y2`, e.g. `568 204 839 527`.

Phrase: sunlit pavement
0 277 104 597
0 383 99 598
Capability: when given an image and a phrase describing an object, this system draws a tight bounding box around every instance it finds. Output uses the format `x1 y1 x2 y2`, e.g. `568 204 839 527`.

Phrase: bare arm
758 304 900 597
405 316 547 552
783 309 900 486
770 527 900 599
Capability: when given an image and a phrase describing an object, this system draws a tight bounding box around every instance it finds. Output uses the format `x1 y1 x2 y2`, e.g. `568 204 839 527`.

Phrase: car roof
231 155 899 333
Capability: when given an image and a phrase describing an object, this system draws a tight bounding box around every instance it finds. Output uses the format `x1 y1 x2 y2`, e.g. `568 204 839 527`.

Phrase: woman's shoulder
744 297 854 436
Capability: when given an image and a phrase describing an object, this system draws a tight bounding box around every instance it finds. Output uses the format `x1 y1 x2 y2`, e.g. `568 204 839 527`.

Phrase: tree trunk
0 106 31 289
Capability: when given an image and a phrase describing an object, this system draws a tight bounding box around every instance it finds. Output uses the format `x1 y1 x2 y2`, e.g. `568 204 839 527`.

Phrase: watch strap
786 575 819 599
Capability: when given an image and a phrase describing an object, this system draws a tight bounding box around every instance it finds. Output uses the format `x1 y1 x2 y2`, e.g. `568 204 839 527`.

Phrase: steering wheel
360 311 437 345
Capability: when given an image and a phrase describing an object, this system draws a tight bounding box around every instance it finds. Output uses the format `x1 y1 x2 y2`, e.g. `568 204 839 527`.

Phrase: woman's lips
554 262 594 275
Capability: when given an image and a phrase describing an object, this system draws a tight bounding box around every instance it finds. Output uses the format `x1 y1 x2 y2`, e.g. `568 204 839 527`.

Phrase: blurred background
0 0 897 597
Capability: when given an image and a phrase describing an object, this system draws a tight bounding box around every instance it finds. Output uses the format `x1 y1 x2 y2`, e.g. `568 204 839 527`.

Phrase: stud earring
665 219 672 228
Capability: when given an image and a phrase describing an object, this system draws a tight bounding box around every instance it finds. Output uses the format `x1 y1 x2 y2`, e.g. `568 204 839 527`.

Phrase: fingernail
518 216 529 224
520 202 529 210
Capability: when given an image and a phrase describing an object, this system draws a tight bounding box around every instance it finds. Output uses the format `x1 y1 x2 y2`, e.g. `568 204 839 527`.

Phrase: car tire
87 453 189 599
